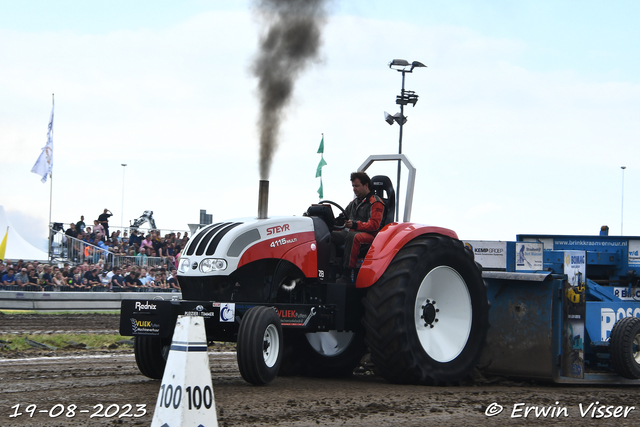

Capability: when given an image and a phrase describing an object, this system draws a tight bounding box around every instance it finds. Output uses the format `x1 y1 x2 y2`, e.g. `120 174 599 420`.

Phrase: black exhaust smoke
252 0 328 180
258 180 269 219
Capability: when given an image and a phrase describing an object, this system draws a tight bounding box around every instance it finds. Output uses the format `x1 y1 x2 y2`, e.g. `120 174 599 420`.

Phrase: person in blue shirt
2 268 16 287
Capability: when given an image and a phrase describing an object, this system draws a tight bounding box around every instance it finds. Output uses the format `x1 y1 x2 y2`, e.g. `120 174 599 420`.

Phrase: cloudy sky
1 0 639 251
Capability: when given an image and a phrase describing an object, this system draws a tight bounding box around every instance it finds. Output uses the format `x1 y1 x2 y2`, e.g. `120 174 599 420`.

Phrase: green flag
316 134 326 199
315 156 327 178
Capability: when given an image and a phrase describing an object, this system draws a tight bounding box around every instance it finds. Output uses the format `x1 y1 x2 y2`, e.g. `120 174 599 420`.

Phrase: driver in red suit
331 172 385 283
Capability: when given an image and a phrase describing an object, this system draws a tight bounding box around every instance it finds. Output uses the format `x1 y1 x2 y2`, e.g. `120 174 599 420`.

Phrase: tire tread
610 316 640 379
362 234 489 385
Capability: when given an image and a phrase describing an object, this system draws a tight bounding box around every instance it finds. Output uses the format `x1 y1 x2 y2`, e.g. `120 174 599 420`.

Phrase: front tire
610 316 640 379
237 306 283 385
134 336 171 380
362 234 489 385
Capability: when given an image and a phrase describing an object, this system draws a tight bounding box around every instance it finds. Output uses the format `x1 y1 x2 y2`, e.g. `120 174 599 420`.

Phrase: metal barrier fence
111 255 172 269
49 229 175 269
0 290 181 311
50 230 113 265
1 284 176 293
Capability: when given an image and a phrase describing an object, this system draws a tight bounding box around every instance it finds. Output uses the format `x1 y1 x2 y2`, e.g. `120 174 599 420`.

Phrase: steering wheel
318 200 347 230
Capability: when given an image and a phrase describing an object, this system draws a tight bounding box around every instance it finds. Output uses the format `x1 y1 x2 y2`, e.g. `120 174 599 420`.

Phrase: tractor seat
370 175 395 229
356 175 396 259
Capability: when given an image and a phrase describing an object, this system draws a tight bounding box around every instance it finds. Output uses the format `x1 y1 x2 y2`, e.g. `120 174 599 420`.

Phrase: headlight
178 258 191 273
199 258 228 273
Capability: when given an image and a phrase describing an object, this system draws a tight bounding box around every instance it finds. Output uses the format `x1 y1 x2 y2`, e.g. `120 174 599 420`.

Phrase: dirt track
2 314 640 426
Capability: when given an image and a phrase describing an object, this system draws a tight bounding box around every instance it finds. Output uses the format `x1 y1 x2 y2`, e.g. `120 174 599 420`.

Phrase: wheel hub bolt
421 300 438 328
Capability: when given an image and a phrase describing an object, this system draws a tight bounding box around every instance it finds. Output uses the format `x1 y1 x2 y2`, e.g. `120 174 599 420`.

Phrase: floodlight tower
385 59 426 221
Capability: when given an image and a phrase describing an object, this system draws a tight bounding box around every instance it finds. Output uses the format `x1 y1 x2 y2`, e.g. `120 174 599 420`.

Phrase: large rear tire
362 234 489 385
134 336 171 380
610 316 640 379
237 306 283 385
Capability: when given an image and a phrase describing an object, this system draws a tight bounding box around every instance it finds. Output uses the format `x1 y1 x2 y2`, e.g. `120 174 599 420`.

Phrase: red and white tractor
120 154 489 385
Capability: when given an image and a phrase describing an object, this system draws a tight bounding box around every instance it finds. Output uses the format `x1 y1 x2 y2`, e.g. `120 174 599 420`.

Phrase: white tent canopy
0 206 49 261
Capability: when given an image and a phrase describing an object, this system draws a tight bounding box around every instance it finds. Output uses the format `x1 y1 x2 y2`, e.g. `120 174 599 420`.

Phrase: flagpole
48 93 54 261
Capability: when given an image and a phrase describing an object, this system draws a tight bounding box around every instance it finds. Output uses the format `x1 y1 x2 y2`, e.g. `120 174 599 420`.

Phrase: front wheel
363 234 489 385
134 336 171 379
237 306 283 385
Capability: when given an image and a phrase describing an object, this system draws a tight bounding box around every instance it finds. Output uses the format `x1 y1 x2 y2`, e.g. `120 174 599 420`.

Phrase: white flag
31 98 54 183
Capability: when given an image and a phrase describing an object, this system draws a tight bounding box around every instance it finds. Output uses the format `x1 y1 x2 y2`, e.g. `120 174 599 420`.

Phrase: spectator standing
2 268 16 287
124 271 142 291
136 248 149 264
129 230 141 247
70 268 84 289
106 266 117 283
62 270 73 290
52 271 64 289
111 267 125 291
28 269 39 285
141 235 153 251
85 226 95 241
155 270 168 290
98 209 113 240
76 215 86 232
15 268 29 286
99 271 110 287
65 223 78 238
93 220 105 240
138 268 152 286
152 233 164 256
40 265 53 289
167 270 180 291
83 268 100 287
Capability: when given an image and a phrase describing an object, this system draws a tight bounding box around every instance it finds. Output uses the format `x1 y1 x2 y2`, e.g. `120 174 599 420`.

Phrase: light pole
386 59 426 221
621 166 626 235
121 164 127 228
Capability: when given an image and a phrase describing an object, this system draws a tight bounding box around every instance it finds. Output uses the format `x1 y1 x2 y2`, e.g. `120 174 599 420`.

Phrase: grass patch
0 333 133 351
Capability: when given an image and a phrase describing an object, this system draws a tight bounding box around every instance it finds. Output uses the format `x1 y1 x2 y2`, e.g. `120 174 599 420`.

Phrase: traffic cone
151 315 218 427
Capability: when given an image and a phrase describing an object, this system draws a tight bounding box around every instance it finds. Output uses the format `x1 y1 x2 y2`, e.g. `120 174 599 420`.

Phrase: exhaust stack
258 180 269 219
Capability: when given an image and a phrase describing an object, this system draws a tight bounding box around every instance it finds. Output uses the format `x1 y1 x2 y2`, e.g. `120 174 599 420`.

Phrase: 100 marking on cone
157 384 214 411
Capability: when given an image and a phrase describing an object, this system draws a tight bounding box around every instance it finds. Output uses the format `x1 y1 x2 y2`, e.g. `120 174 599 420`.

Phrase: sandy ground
2 314 640 426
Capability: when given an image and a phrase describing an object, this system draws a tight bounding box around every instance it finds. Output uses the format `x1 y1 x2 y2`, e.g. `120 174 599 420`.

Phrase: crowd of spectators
64 213 189 267
0 258 181 292
0 211 191 293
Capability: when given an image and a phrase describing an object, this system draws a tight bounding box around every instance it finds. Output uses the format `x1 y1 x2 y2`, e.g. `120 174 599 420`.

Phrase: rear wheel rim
414 266 473 363
634 334 640 364
263 324 280 368
305 331 354 357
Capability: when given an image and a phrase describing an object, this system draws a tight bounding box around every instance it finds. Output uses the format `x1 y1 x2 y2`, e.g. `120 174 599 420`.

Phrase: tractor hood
177 216 316 277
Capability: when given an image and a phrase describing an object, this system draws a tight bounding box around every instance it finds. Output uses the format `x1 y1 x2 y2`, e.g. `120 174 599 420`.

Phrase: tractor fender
355 223 459 288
